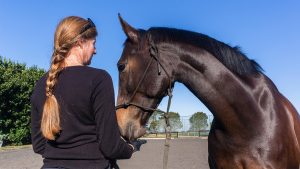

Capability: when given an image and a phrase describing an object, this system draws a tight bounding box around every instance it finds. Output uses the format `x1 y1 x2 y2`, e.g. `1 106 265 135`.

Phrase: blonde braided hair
41 16 97 140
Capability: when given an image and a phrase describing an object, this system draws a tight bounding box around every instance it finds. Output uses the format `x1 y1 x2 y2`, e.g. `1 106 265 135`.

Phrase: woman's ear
76 38 85 49
76 39 83 49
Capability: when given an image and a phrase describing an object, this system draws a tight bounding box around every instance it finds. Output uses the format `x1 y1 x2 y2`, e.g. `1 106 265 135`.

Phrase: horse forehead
120 53 147 71
119 47 138 63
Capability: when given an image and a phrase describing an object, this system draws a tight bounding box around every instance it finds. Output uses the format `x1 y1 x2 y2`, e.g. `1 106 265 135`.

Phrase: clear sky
1 1 299 117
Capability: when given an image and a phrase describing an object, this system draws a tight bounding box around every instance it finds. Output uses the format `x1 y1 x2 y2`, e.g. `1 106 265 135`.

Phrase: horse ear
118 13 139 43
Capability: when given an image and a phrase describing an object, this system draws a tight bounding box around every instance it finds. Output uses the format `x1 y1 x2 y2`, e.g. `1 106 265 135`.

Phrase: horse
115 15 300 169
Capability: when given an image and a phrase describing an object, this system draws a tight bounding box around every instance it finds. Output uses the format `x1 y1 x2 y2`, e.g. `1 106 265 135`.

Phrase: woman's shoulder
72 66 113 85
61 66 110 79
81 66 112 80
31 73 48 102
86 66 109 75
34 73 48 88
65 66 108 74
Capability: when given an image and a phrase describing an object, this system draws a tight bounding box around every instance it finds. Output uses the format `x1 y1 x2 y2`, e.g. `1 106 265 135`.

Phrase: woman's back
31 66 133 169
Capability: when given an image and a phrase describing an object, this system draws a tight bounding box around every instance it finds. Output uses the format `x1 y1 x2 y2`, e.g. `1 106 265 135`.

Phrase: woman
31 16 142 169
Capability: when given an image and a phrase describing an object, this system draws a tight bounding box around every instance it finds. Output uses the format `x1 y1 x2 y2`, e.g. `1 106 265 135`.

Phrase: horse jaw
126 122 147 141
135 127 147 139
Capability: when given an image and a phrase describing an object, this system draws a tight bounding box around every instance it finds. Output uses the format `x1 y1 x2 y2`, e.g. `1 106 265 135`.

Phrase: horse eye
117 63 126 72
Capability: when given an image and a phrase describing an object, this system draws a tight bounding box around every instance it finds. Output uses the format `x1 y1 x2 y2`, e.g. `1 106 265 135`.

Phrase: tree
189 112 208 131
147 111 161 132
159 112 183 132
0 56 45 145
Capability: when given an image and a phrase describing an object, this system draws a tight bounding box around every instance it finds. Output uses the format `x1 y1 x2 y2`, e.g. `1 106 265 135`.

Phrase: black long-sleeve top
31 66 133 169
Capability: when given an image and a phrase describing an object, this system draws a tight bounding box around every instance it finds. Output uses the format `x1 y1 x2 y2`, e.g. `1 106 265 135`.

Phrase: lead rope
163 88 173 169
148 35 173 169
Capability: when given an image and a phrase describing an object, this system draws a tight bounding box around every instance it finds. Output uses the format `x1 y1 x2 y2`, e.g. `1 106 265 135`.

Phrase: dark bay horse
115 15 300 169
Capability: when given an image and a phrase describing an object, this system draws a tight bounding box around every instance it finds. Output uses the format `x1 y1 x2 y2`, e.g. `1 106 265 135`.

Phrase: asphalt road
0 138 209 169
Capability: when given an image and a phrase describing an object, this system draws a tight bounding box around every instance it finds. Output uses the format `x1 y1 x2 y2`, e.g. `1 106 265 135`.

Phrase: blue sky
1 1 299 117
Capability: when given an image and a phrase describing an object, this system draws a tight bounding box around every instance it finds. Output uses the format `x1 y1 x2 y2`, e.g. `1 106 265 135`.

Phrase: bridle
115 34 173 115
115 34 173 169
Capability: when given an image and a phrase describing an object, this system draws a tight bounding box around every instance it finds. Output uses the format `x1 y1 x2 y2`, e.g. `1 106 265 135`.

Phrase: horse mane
147 27 263 75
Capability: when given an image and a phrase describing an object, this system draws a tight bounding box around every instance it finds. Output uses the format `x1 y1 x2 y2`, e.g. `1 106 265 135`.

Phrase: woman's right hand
129 139 147 152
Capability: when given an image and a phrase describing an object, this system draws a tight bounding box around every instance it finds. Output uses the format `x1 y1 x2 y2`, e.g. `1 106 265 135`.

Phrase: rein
115 34 173 169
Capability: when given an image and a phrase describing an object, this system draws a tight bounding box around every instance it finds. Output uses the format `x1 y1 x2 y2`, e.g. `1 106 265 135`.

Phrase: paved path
0 138 209 169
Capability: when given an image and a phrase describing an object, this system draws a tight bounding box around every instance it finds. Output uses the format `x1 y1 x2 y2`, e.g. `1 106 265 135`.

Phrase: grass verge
0 145 31 151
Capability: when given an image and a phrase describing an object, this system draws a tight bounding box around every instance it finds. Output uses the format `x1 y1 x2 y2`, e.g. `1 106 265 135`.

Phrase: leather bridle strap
115 34 173 169
115 34 173 113
115 55 155 111
128 57 154 104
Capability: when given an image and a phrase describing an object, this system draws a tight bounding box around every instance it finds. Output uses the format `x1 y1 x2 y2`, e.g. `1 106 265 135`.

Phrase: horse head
116 14 172 141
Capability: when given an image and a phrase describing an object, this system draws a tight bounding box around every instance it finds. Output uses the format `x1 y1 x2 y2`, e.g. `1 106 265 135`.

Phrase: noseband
115 34 173 115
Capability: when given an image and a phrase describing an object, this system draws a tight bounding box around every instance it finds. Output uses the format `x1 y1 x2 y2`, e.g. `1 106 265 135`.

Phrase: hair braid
42 32 75 140
41 50 66 140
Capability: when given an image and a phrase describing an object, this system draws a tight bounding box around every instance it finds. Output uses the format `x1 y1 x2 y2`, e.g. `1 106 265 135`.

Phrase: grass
0 144 31 151
143 131 209 138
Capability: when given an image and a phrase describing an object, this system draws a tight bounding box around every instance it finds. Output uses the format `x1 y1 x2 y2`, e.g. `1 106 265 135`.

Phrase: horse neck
159 42 263 133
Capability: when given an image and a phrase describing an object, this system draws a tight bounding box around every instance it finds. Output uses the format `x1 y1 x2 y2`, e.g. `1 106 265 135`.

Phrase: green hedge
0 56 45 146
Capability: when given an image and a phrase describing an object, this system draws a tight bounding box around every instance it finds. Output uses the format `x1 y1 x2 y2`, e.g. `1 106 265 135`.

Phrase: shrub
0 56 45 145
